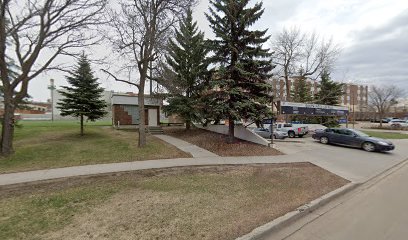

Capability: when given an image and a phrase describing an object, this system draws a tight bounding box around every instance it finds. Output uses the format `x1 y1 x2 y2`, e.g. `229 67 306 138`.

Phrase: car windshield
350 129 370 137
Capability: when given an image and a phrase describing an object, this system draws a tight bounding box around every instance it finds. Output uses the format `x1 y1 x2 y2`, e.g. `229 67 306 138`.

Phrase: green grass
0 121 191 173
362 131 408 139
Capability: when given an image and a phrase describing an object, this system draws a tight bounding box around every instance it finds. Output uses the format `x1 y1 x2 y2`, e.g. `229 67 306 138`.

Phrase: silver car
253 128 288 139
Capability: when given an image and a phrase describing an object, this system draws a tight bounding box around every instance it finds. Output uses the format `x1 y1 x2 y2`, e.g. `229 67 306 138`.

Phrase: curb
269 140 306 143
236 157 408 240
235 182 359 240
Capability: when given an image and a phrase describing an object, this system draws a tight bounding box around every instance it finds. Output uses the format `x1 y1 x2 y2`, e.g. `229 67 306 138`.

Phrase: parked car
275 123 309 138
312 128 395 152
381 117 400 123
390 119 408 128
253 128 288 139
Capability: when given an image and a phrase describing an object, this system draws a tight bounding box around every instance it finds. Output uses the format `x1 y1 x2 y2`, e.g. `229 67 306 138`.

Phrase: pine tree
206 0 273 143
291 75 312 103
314 70 344 105
164 9 209 130
57 55 107 135
313 70 345 127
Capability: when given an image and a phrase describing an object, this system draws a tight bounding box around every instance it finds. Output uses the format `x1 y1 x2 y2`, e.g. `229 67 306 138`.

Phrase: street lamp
48 79 56 121
270 94 274 145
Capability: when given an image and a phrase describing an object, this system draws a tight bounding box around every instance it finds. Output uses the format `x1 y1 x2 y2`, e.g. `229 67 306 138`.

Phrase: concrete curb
236 158 408 240
271 139 306 143
235 182 359 240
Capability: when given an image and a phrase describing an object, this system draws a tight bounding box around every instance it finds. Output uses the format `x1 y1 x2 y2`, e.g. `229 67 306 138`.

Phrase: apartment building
269 77 368 111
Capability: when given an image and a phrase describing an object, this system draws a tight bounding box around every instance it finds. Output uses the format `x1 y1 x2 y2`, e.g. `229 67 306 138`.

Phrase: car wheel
320 136 329 144
288 131 295 138
362 142 376 152
273 134 277 139
298 134 304 138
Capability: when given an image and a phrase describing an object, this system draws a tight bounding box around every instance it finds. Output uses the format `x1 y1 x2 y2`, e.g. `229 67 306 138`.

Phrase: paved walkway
0 156 299 186
155 134 218 158
1 138 407 187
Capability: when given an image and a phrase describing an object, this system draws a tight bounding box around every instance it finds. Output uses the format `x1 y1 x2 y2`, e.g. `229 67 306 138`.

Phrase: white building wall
195 124 270 146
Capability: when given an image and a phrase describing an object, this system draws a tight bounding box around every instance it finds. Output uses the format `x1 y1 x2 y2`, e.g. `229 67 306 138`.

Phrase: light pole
270 95 274 145
48 79 56 121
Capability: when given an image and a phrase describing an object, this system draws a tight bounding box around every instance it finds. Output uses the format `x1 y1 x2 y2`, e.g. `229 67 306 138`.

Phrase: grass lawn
0 121 191 173
164 127 282 156
0 163 348 240
362 131 408 139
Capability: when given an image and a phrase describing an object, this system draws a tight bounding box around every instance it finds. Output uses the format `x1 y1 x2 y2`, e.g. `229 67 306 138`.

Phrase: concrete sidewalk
0 156 299 186
155 134 218 158
1 138 407 187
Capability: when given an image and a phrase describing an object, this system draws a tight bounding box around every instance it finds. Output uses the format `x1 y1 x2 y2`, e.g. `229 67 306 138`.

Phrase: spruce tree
314 70 344 105
291 76 312 103
58 55 107 135
313 70 345 127
206 0 273 143
164 9 209 130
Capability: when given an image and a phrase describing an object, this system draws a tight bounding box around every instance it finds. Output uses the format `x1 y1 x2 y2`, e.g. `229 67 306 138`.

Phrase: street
264 158 408 240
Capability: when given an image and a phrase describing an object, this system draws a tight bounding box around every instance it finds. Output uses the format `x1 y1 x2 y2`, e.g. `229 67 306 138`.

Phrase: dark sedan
312 128 395 152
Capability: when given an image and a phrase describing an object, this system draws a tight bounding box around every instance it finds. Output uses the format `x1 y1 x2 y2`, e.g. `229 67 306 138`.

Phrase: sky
28 0 408 102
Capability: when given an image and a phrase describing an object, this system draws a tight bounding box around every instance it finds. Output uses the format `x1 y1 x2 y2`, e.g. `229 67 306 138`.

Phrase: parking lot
274 137 408 183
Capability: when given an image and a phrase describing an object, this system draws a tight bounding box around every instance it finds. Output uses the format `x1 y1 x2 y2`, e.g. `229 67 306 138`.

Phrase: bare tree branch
101 68 140 89
368 85 405 127
106 0 196 147
271 27 341 100
0 0 107 155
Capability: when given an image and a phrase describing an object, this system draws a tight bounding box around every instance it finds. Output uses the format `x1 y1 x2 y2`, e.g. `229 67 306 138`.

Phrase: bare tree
106 0 194 147
369 85 404 127
0 0 107 156
271 27 304 101
271 27 340 101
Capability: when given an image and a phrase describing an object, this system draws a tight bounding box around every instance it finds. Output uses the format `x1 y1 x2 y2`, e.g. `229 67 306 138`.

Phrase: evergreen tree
313 70 345 127
57 55 107 135
314 70 344 105
206 0 273 143
163 9 209 130
291 75 312 103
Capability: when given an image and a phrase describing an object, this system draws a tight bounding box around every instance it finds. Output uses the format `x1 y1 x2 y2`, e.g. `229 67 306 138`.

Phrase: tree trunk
138 92 146 147
284 66 291 101
228 116 235 143
379 112 383 128
1 96 16 156
80 114 84 136
186 120 191 130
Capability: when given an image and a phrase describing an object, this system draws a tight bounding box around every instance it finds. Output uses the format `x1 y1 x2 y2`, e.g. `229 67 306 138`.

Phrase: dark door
145 109 149 125
344 129 362 147
336 129 358 146
330 129 343 144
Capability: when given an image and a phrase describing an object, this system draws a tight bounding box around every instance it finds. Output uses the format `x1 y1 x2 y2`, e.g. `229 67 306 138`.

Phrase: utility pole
48 79 56 121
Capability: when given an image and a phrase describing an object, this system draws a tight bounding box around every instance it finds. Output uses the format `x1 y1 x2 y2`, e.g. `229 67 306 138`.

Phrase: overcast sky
30 0 408 101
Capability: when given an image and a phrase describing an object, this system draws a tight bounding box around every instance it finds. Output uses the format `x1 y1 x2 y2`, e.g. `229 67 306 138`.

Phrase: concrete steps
147 126 164 135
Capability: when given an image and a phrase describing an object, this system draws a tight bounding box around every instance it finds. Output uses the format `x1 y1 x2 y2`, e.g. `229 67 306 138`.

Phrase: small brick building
112 93 162 127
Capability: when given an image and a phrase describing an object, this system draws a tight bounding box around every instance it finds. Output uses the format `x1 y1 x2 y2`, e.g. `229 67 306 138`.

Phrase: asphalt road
264 158 408 240
275 138 408 183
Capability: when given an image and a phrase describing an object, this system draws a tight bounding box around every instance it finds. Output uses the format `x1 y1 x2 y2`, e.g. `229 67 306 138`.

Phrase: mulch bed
164 127 283 156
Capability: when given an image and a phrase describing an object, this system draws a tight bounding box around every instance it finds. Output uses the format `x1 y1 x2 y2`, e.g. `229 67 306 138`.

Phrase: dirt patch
164 127 282 156
1 163 348 240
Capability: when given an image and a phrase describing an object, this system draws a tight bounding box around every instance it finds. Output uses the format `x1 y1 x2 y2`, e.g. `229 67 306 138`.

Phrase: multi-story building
269 77 369 112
